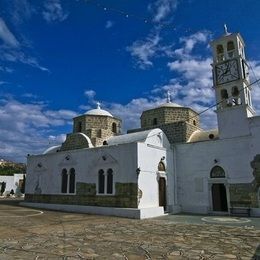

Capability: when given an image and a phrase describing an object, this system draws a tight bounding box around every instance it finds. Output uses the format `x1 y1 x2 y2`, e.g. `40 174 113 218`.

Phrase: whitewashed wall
175 115 260 214
26 143 138 195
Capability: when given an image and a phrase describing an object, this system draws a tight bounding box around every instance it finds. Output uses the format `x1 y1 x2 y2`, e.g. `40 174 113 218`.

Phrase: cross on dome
224 24 230 35
96 102 101 109
166 91 171 103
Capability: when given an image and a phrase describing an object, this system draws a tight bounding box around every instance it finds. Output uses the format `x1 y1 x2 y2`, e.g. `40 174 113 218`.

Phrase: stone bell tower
211 26 255 139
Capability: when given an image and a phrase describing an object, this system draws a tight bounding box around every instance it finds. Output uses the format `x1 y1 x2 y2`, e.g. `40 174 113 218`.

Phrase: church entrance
211 184 228 212
159 177 167 211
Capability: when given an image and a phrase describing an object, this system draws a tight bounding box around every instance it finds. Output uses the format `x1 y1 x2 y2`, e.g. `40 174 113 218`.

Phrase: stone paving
0 200 260 259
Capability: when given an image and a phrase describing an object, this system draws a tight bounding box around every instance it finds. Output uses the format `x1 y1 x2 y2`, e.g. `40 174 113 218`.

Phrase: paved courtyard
0 200 260 259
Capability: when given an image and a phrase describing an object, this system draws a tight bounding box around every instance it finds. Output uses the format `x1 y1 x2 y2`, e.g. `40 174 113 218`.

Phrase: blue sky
1 0 260 162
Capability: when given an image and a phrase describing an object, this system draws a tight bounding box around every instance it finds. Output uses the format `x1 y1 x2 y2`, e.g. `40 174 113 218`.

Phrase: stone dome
85 102 113 117
157 102 182 108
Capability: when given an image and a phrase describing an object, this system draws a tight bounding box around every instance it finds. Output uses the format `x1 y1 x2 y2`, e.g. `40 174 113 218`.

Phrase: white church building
23 30 260 219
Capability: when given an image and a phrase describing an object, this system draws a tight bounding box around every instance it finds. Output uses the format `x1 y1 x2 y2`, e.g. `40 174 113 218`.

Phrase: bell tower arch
211 26 255 139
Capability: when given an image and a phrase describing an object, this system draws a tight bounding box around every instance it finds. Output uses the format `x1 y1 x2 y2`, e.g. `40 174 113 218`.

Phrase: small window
61 169 68 193
98 169 105 194
210 166 225 178
209 134 214 139
193 120 196 126
227 41 235 51
153 118 158 125
107 169 113 194
227 41 235 58
217 44 224 54
158 161 166 171
221 89 228 99
112 122 117 133
77 122 82 132
216 45 224 62
232 86 239 97
69 168 75 193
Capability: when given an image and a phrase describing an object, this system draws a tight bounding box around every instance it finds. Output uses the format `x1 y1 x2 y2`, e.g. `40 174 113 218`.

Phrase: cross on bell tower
210 27 255 139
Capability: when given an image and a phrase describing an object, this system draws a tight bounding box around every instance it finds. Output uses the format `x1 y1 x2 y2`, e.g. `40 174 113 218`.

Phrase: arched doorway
210 166 228 212
158 160 167 210
212 184 228 211
159 177 166 210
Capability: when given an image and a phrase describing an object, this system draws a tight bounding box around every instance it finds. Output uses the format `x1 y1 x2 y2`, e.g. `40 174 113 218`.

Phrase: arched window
112 122 117 133
217 44 224 54
69 168 75 193
158 161 166 171
227 41 235 51
61 169 68 193
232 86 239 97
107 169 113 194
210 166 225 178
227 41 235 58
221 89 228 99
98 169 105 194
153 118 158 125
216 45 224 62
232 86 241 105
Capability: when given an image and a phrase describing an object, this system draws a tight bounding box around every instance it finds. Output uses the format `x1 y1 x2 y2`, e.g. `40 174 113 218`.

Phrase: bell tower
211 26 255 139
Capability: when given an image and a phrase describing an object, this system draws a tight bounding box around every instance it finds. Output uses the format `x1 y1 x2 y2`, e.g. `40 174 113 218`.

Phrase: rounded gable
85 108 113 117
85 102 113 117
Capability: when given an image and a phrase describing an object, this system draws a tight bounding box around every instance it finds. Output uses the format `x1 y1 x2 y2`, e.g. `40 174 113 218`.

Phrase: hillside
0 160 26 176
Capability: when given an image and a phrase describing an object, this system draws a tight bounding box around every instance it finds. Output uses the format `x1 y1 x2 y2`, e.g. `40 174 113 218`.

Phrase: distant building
24 29 260 218
0 174 25 196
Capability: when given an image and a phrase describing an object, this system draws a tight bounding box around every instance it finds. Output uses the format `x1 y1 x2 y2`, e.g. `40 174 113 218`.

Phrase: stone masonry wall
141 107 199 128
72 115 122 147
60 133 91 151
25 182 138 208
229 182 258 207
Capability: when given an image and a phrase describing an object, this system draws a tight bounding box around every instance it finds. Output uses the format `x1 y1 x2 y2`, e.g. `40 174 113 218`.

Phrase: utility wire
248 61 260 89
180 77 260 123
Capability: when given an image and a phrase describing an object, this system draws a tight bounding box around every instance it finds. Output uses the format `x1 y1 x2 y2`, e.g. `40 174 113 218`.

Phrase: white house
0 174 25 196
23 29 260 218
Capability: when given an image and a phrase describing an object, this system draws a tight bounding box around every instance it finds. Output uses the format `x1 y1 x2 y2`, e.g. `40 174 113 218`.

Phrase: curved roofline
43 145 61 154
107 128 165 146
85 108 113 117
141 105 198 115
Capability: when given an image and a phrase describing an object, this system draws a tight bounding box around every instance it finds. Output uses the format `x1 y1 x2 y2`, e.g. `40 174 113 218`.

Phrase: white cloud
125 30 217 130
127 33 160 69
0 81 9 86
108 98 164 131
84 89 96 99
148 0 178 22
0 48 49 72
105 20 114 29
127 32 174 69
0 97 76 162
174 31 211 58
0 17 49 72
0 18 20 48
42 0 69 23
10 0 36 25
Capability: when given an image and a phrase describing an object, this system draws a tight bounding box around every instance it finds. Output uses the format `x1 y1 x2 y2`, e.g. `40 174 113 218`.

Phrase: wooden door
159 177 167 210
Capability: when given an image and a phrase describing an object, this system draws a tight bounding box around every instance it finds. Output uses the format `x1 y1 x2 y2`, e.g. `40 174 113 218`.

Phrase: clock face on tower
215 59 240 85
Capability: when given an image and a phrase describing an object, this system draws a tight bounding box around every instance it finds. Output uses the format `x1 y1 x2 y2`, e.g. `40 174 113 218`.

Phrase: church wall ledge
20 202 165 219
